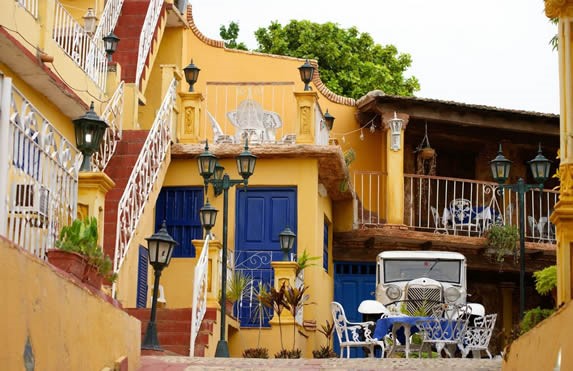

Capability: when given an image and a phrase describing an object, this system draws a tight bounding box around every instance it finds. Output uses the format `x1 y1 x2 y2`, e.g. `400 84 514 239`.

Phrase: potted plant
485 224 519 263
533 265 557 304
47 216 116 289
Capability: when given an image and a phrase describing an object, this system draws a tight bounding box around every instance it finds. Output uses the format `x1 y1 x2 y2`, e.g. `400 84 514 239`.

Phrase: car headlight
445 287 461 302
386 285 401 300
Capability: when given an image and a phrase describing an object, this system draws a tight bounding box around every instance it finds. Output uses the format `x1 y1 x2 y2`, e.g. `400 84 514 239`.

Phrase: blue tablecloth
374 316 430 344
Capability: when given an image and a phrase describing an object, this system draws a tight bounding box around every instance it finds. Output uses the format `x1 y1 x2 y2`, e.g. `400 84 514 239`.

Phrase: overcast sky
192 0 559 114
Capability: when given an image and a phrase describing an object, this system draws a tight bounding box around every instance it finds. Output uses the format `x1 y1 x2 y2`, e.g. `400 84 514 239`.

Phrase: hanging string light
331 114 379 142
359 129 365 141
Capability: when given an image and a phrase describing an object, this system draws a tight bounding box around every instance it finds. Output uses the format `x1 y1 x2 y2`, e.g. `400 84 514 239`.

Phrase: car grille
405 286 442 315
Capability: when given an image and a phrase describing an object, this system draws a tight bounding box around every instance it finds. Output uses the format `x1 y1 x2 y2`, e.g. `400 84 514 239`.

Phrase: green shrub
485 224 519 263
533 265 557 295
520 307 555 334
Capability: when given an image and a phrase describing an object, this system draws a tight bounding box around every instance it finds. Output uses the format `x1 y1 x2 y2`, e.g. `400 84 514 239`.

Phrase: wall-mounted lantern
388 112 403 151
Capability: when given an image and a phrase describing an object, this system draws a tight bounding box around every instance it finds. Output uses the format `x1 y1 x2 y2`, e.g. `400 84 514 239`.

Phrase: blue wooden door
155 187 204 258
333 261 376 357
235 187 297 327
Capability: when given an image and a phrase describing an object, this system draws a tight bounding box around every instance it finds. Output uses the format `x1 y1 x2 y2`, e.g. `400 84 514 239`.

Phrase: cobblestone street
139 356 502 370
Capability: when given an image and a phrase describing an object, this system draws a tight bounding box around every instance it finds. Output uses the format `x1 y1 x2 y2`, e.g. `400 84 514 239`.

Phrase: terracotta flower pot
46 249 87 281
420 147 435 159
83 262 103 290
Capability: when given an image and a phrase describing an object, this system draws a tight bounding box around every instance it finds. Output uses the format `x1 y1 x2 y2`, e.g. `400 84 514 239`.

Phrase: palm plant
259 281 290 351
284 284 313 351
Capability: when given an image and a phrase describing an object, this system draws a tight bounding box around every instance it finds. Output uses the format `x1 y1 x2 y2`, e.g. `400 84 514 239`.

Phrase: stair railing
16 0 38 18
112 78 177 282
92 81 124 171
52 0 108 91
135 0 163 86
93 0 125 42
190 234 211 356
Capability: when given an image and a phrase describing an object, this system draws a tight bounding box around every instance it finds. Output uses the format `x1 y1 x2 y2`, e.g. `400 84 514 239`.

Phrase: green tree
254 20 420 99
220 21 248 51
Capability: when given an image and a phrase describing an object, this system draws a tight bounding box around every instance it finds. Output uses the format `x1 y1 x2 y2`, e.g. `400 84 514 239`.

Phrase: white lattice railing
52 1 108 91
93 0 125 42
0 77 80 259
135 0 163 85
92 81 124 171
190 234 210 356
16 0 38 18
113 79 177 277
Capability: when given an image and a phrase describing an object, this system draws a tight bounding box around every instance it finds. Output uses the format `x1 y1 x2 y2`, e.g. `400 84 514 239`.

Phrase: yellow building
0 1 561 367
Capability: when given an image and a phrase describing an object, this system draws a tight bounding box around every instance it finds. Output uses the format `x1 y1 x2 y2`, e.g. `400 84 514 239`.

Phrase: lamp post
279 226 296 261
141 221 178 351
73 102 109 171
197 140 256 357
489 143 552 319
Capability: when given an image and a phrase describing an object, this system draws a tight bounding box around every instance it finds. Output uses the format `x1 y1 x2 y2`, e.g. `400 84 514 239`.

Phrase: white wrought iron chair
458 313 497 359
528 216 539 240
430 206 449 234
416 303 471 358
207 111 236 144
331 301 385 358
449 198 480 236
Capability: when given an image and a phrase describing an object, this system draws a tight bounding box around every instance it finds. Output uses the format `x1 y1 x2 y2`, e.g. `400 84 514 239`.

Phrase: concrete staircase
103 130 149 260
113 0 168 93
126 307 216 356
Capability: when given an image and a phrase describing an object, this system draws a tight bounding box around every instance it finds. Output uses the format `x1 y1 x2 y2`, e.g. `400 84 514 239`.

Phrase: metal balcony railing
0 77 80 259
52 1 108 91
352 171 558 244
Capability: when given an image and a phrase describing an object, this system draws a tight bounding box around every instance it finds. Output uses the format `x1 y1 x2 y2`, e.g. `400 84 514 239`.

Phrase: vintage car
374 250 469 315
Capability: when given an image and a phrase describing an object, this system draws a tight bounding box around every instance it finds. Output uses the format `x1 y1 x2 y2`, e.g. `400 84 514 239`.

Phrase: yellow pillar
193 239 223 308
269 261 299 324
178 92 204 143
546 0 573 306
77 172 115 247
382 111 409 225
294 91 318 144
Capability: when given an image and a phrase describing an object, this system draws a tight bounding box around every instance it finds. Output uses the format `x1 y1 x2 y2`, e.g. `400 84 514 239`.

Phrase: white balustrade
52 1 107 90
113 79 177 278
135 0 163 86
0 79 80 258
16 0 38 18
92 81 124 171
190 234 210 356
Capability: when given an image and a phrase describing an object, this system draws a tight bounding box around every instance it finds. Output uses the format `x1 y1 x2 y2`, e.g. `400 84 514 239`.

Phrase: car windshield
383 259 461 284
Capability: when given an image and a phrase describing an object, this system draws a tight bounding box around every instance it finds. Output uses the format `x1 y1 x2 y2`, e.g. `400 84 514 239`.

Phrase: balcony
353 172 558 245
202 81 330 145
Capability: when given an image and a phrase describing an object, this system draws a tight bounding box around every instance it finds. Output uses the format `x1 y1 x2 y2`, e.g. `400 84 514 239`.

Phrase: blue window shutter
155 187 204 258
136 245 148 308
323 221 329 272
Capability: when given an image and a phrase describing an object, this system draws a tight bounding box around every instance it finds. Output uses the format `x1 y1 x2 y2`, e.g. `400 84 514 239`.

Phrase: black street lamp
103 32 120 62
323 109 335 131
141 221 178 351
183 60 201 92
279 226 296 261
298 59 314 91
197 140 257 357
489 143 552 319
73 101 109 171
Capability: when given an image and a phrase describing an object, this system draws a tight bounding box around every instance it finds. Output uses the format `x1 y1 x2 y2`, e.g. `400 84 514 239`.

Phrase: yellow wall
503 301 573 370
1 65 76 142
0 237 140 370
